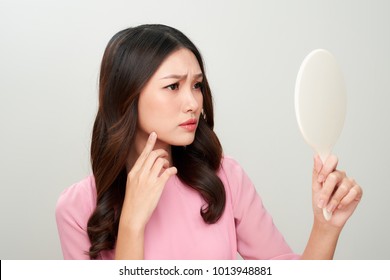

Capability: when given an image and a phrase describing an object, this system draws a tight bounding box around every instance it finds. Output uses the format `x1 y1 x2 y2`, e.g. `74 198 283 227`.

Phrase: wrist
301 220 342 260
116 220 145 260
119 215 146 235
312 219 342 239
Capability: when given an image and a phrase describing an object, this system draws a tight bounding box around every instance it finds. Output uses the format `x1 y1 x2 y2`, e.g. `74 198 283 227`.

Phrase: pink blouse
55 156 299 260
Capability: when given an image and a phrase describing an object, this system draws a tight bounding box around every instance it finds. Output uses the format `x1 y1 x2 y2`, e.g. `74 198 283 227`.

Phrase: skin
127 48 204 168
115 48 363 260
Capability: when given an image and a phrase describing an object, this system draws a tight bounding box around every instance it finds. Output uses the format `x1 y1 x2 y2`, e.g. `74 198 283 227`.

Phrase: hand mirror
295 49 347 220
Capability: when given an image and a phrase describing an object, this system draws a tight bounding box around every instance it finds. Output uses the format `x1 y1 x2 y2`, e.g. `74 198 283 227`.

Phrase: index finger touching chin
141 132 157 155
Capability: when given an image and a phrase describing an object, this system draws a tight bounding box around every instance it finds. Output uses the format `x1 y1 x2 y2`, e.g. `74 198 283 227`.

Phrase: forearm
115 221 145 260
301 220 342 260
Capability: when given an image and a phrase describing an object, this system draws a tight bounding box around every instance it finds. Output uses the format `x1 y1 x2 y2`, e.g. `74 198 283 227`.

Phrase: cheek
138 95 176 131
197 94 203 108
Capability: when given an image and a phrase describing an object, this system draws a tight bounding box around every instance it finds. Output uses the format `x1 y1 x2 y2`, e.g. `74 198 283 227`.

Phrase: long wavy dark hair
87 24 225 259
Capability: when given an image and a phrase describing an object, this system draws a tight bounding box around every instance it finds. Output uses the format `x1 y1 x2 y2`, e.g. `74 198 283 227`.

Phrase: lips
179 118 198 132
180 118 197 126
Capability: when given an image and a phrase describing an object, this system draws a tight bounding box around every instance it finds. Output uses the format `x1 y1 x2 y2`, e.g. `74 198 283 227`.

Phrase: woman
56 24 363 260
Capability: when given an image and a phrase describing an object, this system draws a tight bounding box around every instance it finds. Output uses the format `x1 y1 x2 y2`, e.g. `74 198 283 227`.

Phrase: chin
165 134 196 147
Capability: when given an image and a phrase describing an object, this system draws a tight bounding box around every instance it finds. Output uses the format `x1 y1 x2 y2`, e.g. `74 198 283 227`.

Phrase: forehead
153 48 202 77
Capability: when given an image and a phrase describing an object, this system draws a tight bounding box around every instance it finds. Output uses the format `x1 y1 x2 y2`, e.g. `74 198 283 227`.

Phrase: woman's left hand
312 154 363 229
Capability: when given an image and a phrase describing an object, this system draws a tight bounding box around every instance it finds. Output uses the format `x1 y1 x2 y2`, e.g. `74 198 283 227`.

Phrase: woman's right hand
120 132 177 232
116 132 176 259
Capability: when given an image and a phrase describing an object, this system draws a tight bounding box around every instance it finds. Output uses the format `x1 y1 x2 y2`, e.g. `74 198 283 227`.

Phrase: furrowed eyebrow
194 73 203 80
160 73 203 80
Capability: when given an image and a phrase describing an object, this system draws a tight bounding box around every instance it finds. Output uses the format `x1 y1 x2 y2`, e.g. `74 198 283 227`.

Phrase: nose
183 87 200 113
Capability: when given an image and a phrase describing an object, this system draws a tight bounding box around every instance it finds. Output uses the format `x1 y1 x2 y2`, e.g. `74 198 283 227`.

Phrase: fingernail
323 208 332 221
150 132 157 139
317 199 325 209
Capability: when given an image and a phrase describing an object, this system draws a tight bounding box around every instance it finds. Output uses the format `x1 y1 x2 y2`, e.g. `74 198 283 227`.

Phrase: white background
0 0 389 259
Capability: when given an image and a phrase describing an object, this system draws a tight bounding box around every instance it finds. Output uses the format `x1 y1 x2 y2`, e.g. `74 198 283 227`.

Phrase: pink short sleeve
220 157 300 260
55 176 96 260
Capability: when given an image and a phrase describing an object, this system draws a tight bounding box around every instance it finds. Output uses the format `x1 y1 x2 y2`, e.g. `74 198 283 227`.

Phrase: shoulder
55 175 97 227
218 155 249 185
220 155 244 174
56 175 97 209
218 155 256 206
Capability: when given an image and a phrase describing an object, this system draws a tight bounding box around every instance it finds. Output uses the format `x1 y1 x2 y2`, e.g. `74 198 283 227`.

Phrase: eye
165 83 179 90
193 82 203 90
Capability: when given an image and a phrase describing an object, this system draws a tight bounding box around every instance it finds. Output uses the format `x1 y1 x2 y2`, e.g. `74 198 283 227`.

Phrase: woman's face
137 48 204 149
